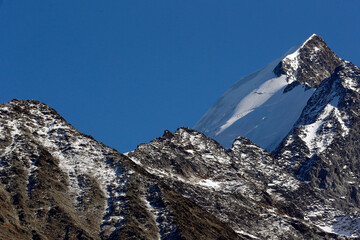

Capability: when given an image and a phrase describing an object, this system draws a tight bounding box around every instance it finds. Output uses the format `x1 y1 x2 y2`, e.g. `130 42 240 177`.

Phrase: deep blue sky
1 1 360 153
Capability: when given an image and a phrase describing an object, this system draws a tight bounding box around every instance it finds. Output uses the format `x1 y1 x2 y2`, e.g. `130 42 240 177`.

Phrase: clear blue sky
1 0 360 152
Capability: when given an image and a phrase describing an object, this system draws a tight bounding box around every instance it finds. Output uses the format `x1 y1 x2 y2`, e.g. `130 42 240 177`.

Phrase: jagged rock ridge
274 34 342 88
0 100 239 240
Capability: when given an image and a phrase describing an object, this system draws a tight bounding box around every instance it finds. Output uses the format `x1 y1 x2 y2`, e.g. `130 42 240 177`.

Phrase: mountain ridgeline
1 34 360 239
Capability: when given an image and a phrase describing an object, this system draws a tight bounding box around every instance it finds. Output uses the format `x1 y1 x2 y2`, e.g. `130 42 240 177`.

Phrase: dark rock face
274 34 343 88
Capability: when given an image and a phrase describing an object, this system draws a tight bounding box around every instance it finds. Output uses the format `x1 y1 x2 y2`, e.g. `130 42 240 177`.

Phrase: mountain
194 34 342 151
192 34 360 238
0 100 240 240
0 100 343 239
1 34 360 239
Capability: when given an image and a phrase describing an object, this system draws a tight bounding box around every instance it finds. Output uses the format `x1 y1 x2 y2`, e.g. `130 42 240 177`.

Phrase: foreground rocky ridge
0 100 240 240
0 100 344 239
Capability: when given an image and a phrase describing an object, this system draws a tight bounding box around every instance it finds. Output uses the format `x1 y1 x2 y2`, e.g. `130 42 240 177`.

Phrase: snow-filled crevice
26 157 39 199
145 185 179 239
297 97 350 157
100 162 132 236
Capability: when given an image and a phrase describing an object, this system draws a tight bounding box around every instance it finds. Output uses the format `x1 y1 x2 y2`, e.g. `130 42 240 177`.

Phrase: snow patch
343 77 360 93
197 179 221 189
235 230 259 239
298 97 349 157
317 215 360 237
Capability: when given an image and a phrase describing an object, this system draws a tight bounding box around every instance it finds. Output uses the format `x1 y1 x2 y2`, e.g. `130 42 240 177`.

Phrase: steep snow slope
195 34 342 151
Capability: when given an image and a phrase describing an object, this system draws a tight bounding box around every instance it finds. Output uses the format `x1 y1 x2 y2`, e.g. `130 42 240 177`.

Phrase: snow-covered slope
194 34 342 151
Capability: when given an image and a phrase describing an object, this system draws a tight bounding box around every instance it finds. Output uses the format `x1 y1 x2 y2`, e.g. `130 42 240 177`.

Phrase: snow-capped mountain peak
194 34 343 151
275 34 319 84
274 34 342 88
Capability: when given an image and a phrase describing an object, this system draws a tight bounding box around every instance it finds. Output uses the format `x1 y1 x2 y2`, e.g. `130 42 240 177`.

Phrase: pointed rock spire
274 34 343 88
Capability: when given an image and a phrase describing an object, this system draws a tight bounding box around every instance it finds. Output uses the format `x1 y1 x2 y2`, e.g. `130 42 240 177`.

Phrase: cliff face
274 34 342 88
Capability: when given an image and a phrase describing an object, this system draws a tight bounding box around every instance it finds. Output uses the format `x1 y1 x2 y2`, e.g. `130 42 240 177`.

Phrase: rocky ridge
0 100 239 240
128 128 343 239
